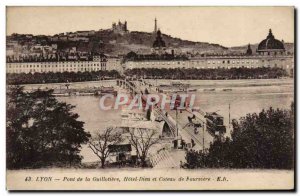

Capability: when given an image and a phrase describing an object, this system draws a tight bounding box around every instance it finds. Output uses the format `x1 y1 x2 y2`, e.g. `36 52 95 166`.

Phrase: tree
229 107 294 169
185 106 294 169
88 127 123 168
6 86 35 168
127 128 160 167
6 86 91 169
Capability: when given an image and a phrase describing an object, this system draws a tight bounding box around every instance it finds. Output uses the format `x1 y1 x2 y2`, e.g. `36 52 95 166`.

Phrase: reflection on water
57 96 122 132
57 96 123 163
197 92 293 126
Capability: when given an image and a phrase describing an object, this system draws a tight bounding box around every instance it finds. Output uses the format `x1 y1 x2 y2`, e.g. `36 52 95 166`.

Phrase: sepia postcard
6 6 295 191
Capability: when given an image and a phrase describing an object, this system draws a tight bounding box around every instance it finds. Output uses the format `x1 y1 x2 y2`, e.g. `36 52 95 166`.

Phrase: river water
147 78 294 126
23 79 293 162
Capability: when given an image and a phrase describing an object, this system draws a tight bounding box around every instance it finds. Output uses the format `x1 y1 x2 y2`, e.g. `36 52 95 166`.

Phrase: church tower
246 43 252 55
154 18 157 33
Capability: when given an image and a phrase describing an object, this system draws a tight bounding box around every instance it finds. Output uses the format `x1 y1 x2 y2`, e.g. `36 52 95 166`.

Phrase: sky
6 6 294 47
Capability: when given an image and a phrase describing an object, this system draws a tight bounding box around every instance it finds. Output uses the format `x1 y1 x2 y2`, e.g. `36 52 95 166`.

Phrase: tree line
7 70 121 85
7 67 290 86
125 67 289 80
185 105 294 169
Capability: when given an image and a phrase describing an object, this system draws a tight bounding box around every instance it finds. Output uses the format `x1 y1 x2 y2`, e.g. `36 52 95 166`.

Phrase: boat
79 92 95 96
53 93 69 97
203 88 215 92
171 81 190 88
120 109 147 122
159 84 171 87
187 88 197 92
171 81 182 86
98 86 118 96
223 88 232 91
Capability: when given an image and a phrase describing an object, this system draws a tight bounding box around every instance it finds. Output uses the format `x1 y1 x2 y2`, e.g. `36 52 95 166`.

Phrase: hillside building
112 20 128 35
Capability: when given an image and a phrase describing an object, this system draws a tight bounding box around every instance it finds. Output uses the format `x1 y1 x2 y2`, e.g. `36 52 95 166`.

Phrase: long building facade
7 55 122 74
124 55 293 71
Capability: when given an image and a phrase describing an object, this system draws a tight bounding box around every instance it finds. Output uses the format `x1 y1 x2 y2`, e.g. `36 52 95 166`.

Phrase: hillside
8 29 294 56
55 30 294 56
53 29 229 55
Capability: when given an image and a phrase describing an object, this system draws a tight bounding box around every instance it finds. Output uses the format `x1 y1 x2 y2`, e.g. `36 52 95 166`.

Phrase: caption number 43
25 177 32 181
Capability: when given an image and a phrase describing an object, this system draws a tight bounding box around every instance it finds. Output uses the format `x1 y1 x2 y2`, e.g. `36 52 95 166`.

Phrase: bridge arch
162 122 173 137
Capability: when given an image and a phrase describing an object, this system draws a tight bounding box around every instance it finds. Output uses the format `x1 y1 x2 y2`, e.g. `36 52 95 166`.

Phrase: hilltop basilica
112 20 128 35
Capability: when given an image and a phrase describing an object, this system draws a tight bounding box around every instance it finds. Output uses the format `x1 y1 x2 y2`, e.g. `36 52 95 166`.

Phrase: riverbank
13 78 294 90
17 80 117 91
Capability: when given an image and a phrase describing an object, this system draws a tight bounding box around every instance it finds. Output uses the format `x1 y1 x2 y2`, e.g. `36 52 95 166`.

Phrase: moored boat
203 88 215 92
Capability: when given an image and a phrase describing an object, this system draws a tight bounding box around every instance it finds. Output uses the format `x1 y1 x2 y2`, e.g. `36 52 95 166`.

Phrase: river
23 79 294 162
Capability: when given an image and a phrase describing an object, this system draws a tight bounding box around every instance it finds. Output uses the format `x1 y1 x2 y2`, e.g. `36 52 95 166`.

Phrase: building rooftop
257 29 285 51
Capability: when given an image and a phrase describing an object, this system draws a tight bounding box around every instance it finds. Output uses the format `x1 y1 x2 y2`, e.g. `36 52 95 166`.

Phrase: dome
153 30 166 48
257 29 285 51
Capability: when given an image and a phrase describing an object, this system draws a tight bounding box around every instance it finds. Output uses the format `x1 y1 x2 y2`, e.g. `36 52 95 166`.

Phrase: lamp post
229 103 231 128
176 109 179 138
202 122 205 151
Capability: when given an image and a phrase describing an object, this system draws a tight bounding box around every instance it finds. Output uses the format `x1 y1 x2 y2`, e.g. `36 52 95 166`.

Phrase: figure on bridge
191 139 196 148
188 114 196 123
